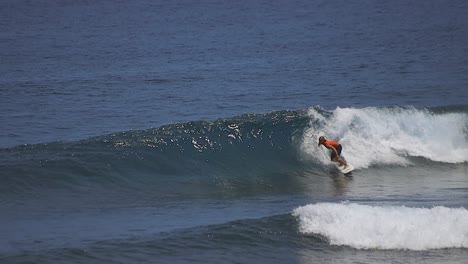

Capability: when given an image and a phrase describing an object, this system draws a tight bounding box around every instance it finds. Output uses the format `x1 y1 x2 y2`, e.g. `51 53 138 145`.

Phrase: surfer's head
318 136 326 145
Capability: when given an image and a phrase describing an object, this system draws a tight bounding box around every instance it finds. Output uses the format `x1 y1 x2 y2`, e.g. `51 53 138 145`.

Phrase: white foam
301 107 468 168
293 203 468 250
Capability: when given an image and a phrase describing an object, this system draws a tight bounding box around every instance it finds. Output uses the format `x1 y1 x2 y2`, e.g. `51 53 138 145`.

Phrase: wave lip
293 203 468 250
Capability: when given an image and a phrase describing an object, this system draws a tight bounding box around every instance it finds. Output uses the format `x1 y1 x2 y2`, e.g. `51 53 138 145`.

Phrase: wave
300 106 468 168
1 106 467 198
293 202 468 250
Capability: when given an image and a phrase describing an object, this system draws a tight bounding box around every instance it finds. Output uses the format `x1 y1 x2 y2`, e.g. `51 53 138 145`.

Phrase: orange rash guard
323 140 340 149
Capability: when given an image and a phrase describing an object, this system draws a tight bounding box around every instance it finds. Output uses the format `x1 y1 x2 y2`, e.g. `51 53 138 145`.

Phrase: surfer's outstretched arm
329 146 339 158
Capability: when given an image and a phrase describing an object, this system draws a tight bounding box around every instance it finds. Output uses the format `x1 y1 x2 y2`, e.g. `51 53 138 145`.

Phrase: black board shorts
330 144 342 160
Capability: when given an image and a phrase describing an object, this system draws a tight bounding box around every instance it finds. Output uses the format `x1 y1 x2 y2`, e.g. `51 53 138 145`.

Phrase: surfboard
333 162 354 175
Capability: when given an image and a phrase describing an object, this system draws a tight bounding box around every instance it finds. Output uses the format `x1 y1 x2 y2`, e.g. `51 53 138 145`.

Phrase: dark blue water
1 0 468 263
2 0 467 147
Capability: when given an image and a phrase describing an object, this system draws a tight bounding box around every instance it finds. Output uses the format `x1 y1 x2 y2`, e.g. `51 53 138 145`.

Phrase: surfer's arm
330 146 339 157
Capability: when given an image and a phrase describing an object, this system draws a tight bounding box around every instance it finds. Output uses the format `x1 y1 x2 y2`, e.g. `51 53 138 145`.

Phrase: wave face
293 203 468 250
301 106 468 168
0 110 310 204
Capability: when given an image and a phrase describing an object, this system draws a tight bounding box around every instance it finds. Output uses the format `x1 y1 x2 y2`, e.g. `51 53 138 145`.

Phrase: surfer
318 136 348 169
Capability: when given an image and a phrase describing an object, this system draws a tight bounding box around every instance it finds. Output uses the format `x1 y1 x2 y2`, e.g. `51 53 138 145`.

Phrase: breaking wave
1 106 467 200
293 202 468 250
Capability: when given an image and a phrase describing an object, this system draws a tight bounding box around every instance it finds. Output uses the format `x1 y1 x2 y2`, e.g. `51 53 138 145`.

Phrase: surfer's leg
336 157 348 168
336 145 348 168
331 155 347 168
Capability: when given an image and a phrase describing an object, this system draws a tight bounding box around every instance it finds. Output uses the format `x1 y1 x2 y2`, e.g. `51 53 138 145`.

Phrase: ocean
1 0 467 263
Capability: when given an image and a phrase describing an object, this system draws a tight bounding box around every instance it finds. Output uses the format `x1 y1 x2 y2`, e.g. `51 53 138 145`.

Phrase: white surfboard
333 162 354 174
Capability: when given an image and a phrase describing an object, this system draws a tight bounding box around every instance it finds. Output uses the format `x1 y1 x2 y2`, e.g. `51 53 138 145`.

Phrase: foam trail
293 203 468 250
301 107 468 168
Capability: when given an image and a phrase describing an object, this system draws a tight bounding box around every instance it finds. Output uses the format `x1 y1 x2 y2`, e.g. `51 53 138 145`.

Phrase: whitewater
294 203 468 250
290 106 468 252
